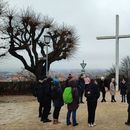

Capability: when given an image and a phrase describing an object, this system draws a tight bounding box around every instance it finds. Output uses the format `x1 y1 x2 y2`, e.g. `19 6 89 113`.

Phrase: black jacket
85 83 100 102
120 82 127 95
37 80 51 107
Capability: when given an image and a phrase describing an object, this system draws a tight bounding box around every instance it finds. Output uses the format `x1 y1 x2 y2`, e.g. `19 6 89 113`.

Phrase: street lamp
44 34 51 77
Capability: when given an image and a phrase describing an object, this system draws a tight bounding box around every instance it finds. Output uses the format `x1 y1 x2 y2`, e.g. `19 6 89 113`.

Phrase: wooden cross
96 15 130 90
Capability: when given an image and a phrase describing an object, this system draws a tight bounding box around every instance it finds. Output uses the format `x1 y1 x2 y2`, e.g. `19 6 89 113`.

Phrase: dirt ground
0 92 130 130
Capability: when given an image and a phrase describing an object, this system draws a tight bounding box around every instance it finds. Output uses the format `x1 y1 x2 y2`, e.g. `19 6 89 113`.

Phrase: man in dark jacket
120 79 127 102
125 83 130 126
37 78 52 123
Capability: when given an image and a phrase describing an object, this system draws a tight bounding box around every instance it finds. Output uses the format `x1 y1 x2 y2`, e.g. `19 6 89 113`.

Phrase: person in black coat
37 78 52 123
125 83 130 126
36 80 44 118
52 76 64 124
120 78 127 102
78 74 85 103
85 78 100 127
99 77 107 102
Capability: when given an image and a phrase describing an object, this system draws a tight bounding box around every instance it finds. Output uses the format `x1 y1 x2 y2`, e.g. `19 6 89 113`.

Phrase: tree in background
120 56 130 80
0 0 8 57
106 65 116 79
0 8 78 81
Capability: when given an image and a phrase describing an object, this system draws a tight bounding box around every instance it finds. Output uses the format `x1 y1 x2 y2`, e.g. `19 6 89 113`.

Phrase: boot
53 119 60 124
53 119 57 124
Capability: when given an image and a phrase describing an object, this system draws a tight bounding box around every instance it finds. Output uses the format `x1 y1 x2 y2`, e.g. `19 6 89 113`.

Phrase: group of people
33 74 130 127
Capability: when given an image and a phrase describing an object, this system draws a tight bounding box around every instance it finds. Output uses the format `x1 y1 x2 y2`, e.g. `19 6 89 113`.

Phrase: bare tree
106 65 116 79
0 8 78 80
120 56 130 80
0 0 8 57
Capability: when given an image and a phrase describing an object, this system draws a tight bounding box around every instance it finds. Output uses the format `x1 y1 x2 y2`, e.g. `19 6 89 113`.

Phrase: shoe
73 123 78 126
93 123 96 126
67 122 71 126
43 119 52 123
125 122 130 126
88 124 91 127
53 119 61 124
90 124 94 127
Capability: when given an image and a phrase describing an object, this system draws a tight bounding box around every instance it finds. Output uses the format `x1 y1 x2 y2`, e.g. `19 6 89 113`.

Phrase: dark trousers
53 107 61 119
87 101 97 124
127 105 130 123
111 95 116 102
121 94 126 102
42 105 51 120
39 102 43 117
101 91 106 101
79 91 84 103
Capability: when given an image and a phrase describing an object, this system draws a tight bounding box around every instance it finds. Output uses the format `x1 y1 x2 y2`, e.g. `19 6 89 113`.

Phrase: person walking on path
84 78 100 127
110 78 116 102
120 78 127 102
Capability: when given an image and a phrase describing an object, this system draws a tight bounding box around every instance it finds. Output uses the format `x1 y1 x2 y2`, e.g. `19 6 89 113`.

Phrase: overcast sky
1 0 130 72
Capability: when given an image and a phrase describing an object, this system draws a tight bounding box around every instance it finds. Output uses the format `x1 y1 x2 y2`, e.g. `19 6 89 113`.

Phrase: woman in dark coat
120 79 127 102
85 78 100 127
52 76 64 124
66 79 79 127
39 78 52 123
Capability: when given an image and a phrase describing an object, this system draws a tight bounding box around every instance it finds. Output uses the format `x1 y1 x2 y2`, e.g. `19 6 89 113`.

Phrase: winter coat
52 86 64 107
85 83 100 102
37 79 51 107
110 82 116 96
67 80 79 111
120 82 127 95
78 78 85 92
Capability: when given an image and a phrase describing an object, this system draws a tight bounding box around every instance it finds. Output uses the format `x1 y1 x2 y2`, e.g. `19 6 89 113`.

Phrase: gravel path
0 92 130 130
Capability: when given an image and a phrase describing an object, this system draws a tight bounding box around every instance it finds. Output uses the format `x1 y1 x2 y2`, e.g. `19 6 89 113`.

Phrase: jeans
66 110 77 126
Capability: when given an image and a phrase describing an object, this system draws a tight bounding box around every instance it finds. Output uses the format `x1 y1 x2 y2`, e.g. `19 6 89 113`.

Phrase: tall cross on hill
97 15 130 90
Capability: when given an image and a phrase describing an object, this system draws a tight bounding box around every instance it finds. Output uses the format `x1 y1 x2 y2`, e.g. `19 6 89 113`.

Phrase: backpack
63 87 73 104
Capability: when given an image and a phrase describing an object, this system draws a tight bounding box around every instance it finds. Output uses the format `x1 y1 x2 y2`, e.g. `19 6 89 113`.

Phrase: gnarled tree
1 9 78 80
120 56 130 80
0 0 8 57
